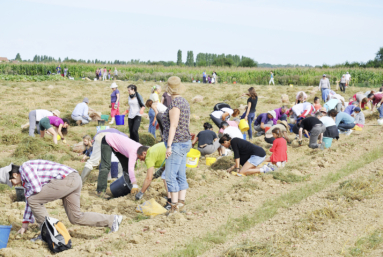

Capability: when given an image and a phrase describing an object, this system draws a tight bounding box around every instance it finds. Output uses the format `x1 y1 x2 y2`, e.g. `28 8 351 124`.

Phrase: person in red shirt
368 93 383 112
260 127 288 172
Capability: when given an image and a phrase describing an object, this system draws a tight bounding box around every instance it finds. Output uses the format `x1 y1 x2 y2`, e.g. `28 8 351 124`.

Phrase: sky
0 0 382 66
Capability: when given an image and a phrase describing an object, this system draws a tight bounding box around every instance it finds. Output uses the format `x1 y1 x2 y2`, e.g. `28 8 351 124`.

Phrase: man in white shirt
71 98 91 126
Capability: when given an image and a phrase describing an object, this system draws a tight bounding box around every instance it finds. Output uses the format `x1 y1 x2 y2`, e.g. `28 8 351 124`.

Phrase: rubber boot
80 167 92 183
109 117 115 124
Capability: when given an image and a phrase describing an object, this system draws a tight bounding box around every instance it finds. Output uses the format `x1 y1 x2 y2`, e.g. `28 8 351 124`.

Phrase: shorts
247 155 266 167
39 117 52 131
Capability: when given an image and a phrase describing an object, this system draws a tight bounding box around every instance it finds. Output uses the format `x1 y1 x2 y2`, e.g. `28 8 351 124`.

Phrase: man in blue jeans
329 109 355 136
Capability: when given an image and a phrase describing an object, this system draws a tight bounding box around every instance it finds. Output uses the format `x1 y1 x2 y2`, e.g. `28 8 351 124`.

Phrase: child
353 107 365 128
260 128 288 172
313 97 322 112
79 135 93 162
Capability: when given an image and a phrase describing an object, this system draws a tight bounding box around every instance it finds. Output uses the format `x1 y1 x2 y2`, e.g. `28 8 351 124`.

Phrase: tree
15 53 22 61
212 57 234 67
58 57 61 63
177 50 182 66
376 47 383 63
185 51 194 66
238 58 257 67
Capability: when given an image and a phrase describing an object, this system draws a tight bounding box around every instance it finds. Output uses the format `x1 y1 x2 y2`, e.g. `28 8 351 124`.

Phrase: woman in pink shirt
97 133 142 198
39 116 69 144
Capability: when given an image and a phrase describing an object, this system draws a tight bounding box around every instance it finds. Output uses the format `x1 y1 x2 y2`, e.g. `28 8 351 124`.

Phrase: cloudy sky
1 0 382 65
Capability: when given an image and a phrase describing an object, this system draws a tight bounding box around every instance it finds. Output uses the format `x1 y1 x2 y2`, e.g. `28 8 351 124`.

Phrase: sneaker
164 202 172 211
267 163 278 171
110 215 123 233
262 165 273 173
30 234 43 242
346 130 353 136
76 120 82 126
339 130 347 134
166 203 179 216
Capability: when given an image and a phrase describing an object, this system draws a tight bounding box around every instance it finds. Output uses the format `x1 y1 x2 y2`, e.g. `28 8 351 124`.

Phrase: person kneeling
219 134 266 176
136 143 172 210
0 161 122 241
192 122 222 156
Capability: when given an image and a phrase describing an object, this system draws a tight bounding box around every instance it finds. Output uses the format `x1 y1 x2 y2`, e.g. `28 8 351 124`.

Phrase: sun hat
0 163 13 188
52 110 61 117
319 107 327 113
267 110 276 119
83 97 89 103
165 76 185 95
277 120 290 130
110 82 118 89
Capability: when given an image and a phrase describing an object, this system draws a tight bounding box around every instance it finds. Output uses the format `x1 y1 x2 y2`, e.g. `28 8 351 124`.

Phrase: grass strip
345 228 383 256
165 146 383 257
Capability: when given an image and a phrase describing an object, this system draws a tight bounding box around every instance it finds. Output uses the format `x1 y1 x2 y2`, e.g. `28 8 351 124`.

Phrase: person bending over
219 134 266 176
192 122 221 156
297 116 325 149
0 161 122 240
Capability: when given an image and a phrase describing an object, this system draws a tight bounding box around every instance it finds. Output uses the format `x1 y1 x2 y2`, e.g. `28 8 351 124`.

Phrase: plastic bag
352 125 363 131
135 198 167 217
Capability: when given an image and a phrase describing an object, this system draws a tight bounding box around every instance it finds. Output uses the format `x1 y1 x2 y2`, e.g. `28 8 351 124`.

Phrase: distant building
11 60 19 63
0 57 9 62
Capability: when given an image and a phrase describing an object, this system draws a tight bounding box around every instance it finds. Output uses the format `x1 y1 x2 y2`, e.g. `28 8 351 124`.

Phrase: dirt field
0 79 382 257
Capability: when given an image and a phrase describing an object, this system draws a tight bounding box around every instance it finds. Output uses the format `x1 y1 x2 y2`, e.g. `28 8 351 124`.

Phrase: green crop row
0 74 66 82
0 63 382 86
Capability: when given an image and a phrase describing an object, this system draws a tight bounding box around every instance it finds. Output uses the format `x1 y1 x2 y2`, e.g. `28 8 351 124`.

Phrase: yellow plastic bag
135 198 167 217
352 125 363 131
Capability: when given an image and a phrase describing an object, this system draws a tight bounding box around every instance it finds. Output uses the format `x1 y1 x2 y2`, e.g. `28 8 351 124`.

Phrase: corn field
0 63 382 86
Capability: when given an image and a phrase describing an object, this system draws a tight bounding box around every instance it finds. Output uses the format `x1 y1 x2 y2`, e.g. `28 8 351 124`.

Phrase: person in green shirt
136 143 171 209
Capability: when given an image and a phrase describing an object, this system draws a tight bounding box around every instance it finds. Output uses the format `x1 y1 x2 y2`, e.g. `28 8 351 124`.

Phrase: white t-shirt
223 126 243 139
156 102 167 114
211 111 223 119
221 107 234 116
330 94 345 104
36 110 53 121
128 97 141 119
320 116 336 127
345 74 351 80
292 103 311 116
150 93 159 102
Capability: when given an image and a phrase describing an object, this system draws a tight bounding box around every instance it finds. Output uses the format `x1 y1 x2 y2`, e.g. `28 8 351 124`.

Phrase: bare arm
140 167 154 193
57 124 64 139
166 107 180 158
161 96 165 104
116 93 120 104
282 131 290 143
244 102 251 120
227 158 240 173
299 127 303 141
260 122 265 130
192 136 198 147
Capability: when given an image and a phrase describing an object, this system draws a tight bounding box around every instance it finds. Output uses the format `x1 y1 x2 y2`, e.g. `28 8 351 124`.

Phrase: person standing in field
64 67 68 77
103 67 107 81
345 72 351 87
56 64 61 75
203 70 207 83
162 76 192 215
319 74 331 102
122 85 145 142
95 69 99 80
339 75 347 93
213 71 217 84
109 83 120 125
269 71 275 85
114 68 118 79
241 87 258 140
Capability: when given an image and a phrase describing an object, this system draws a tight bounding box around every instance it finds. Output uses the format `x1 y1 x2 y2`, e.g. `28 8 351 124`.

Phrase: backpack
41 216 72 253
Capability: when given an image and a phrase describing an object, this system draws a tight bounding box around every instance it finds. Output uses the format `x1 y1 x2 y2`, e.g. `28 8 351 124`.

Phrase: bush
212 58 234 67
238 58 257 68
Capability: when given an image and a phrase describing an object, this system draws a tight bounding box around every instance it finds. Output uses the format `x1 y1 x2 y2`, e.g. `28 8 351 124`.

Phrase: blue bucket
115 115 125 126
0 225 12 249
323 137 333 148
110 175 131 198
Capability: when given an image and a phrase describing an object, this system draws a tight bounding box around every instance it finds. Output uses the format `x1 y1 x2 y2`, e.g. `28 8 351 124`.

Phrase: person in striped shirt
2 160 122 239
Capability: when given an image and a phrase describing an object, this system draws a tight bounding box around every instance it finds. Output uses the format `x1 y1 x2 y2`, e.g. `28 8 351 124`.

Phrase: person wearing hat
352 107 365 128
315 109 339 140
161 76 192 215
121 84 145 142
297 116 326 149
253 111 276 137
71 97 91 126
0 161 123 238
319 74 331 102
264 120 291 145
109 83 120 125
23 109 60 136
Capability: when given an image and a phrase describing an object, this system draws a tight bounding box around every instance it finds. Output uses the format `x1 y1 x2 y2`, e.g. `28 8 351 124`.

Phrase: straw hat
165 76 185 95
52 110 61 117
110 82 118 89
277 120 290 130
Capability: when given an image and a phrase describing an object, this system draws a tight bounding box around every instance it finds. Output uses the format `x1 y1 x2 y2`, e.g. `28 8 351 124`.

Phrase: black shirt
230 138 266 166
197 130 217 147
247 97 258 113
299 117 322 131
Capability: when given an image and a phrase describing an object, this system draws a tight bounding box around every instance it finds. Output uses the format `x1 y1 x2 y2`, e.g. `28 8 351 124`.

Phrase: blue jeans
164 140 191 192
148 108 157 138
338 123 355 131
378 104 383 118
241 112 255 139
